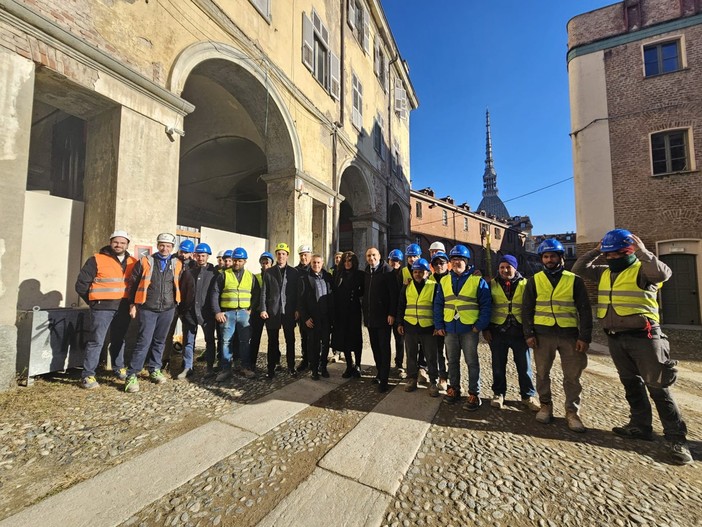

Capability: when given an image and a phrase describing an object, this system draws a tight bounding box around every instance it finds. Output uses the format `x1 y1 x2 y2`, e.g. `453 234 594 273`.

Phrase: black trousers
305 317 331 374
392 324 404 368
368 325 392 383
298 320 309 365
249 311 265 370
266 312 296 372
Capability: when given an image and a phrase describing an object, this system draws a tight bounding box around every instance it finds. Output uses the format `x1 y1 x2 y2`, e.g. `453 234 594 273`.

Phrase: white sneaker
536 403 553 424
521 396 541 412
491 394 505 409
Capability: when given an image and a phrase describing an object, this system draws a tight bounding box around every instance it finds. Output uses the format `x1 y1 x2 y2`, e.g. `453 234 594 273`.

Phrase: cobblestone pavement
1 332 700 526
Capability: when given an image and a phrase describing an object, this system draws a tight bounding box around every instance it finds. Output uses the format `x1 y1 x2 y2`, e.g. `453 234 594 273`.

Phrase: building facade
568 0 702 325
532 232 578 269
0 0 416 389
410 188 531 277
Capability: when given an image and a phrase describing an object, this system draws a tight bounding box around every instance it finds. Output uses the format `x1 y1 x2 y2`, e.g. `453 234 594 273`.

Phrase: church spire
482 109 498 197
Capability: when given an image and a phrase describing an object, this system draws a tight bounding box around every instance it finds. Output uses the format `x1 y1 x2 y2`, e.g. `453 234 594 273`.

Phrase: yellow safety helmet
274 242 290 254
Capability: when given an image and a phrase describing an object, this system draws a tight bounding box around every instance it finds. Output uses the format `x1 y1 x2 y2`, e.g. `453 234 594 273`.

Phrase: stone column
262 172 296 250
0 49 35 390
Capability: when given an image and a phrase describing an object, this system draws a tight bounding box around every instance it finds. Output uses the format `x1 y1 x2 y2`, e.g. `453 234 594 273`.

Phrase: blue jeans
445 331 480 395
489 331 536 398
182 318 216 369
221 309 252 370
128 307 175 376
82 304 131 378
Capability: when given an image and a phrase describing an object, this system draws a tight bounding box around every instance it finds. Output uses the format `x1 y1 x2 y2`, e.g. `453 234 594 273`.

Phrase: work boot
669 441 693 465
536 403 553 424
428 383 440 397
566 410 586 433
464 394 482 412
521 396 541 412
443 386 460 404
612 424 653 441
404 379 418 392
296 361 309 373
241 368 256 379
216 369 232 382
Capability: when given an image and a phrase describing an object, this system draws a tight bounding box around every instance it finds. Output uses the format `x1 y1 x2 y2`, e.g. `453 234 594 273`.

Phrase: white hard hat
429 241 446 251
216 250 225 258
156 232 176 245
110 230 130 242
298 244 312 254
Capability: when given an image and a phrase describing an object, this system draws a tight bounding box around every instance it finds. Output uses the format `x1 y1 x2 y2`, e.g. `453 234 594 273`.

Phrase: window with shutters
415 202 422 219
391 140 401 177
442 210 448 226
348 0 370 53
650 129 693 175
463 217 469 232
249 0 271 21
643 39 682 77
352 73 363 130
374 38 388 92
373 114 385 159
394 78 407 119
302 10 340 100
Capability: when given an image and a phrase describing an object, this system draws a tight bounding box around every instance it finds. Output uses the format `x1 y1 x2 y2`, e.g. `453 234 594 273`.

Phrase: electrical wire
503 177 573 203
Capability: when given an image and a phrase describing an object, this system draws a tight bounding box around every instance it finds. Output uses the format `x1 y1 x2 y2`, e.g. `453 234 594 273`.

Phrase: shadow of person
17 279 63 310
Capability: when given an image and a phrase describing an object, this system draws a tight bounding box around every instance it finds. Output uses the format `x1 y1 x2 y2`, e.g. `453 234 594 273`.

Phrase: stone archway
388 202 406 252
338 163 374 257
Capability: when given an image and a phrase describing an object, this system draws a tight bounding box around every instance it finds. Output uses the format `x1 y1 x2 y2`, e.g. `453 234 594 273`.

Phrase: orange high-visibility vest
88 254 136 301
134 256 183 304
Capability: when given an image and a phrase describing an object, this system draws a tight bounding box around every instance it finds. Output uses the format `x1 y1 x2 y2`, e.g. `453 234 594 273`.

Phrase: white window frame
302 10 340 100
394 78 407 119
374 37 388 92
348 0 370 53
249 0 271 22
352 72 363 131
442 210 448 226
463 217 469 232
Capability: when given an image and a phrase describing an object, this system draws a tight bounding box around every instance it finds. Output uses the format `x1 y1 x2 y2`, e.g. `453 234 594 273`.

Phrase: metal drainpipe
332 0 346 254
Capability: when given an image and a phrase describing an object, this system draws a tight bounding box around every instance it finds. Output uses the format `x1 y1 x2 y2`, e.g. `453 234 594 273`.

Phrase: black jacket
362 262 399 328
183 263 218 325
261 264 299 317
298 269 334 323
128 255 194 313
75 245 133 310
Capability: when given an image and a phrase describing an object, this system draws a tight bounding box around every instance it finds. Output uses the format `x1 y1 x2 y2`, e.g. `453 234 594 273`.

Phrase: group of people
75 228 692 465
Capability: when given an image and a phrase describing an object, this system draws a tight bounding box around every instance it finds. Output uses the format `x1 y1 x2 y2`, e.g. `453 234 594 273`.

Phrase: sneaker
521 396 541 412
115 368 127 381
265 370 275 380
176 368 193 380
428 383 440 397
669 441 693 465
404 379 418 392
378 381 389 393
216 369 232 382
311 372 320 381
612 424 654 441
439 377 448 390
124 375 139 393
464 394 482 411
241 368 256 379
342 367 354 379
150 369 167 384
288 368 298 377
491 394 505 409
536 403 553 424
418 368 430 383
352 366 362 378
443 386 461 404
396 367 407 380
80 376 99 390
204 368 217 380
320 369 330 378
566 411 586 433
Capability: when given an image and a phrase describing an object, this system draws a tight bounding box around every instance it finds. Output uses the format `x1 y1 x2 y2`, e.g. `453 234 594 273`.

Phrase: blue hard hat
431 251 449 263
537 238 565 255
194 242 212 255
232 247 248 260
411 258 431 273
179 239 195 253
600 229 633 253
260 251 274 262
222 249 234 259
405 243 422 257
449 245 471 259
388 249 404 262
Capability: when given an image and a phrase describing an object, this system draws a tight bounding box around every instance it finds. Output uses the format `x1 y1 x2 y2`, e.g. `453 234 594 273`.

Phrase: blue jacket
433 267 492 333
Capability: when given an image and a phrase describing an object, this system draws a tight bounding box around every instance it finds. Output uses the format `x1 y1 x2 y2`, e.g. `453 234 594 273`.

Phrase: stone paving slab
320 385 441 495
218 369 346 435
257 468 391 527
0 421 257 527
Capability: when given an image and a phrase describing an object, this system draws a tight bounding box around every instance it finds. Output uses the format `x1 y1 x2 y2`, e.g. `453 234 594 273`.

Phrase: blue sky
381 1 615 235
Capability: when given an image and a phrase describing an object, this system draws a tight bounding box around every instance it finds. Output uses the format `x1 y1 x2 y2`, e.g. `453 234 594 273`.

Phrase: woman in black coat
332 251 365 377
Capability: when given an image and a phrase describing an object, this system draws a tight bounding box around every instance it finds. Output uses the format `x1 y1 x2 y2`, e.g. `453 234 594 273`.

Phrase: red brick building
568 0 702 325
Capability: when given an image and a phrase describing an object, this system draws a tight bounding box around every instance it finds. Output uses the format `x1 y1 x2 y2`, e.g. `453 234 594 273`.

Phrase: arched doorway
388 202 405 252
338 164 373 257
177 54 298 245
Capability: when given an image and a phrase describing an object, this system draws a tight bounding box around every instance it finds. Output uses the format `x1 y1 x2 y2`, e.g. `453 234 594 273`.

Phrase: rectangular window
644 40 681 77
394 78 407 119
348 0 370 52
250 0 271 20
442 210 448 226
302 11 339 99
352 73 363 130
415 202 422 219
463 217 469 231
651 129 690 175
373 115 385 159
374 38 388 91
494 227 501 240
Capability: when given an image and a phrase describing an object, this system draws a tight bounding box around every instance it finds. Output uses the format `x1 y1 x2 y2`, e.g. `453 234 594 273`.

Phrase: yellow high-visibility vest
221 269 254 309
404 280 436 327
533 271 578 327
441 274 481 325
490 278 525 325
596 260 659 322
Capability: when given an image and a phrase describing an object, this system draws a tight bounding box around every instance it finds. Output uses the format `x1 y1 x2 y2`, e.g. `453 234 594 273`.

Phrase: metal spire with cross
477 109 510 219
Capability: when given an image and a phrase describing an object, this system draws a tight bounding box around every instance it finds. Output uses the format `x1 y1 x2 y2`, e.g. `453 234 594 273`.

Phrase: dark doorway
339 201 353 252
660 254 700 325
